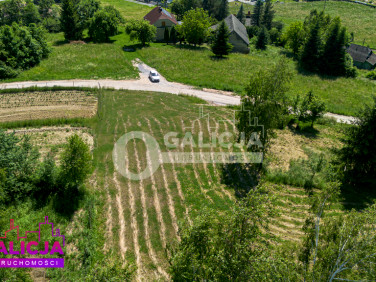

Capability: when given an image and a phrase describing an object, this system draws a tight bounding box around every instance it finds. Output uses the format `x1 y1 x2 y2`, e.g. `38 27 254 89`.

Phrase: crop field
93 89 354 279
0 90 97 122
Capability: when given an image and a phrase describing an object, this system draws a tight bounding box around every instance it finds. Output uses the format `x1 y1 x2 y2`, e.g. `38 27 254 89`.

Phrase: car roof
150 70 158 74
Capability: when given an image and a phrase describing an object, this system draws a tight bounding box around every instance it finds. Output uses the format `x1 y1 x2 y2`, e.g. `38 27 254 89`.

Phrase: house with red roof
144 7 178 42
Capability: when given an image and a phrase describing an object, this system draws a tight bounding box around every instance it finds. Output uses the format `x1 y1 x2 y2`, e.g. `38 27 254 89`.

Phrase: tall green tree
38 0 54 18
336 97 376 190
211 21 233 57
251 0 263 27
125 19 156 46
175 8 211 46
88 9 121 42
61 0 82 40
300 21 322 72
169 183 282 281
216 0 229 21
23 0 41 25
0 0 24 25
255 26 269 50
262 0 275 30
59 134 92 190
164 27 170 44
236 59 292 158
320 17 347 76
283 21 305 55
236 3 245 24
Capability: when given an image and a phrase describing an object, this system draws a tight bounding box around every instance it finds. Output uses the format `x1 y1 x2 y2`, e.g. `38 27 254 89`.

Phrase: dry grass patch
8 126 93 159
0 90 97 122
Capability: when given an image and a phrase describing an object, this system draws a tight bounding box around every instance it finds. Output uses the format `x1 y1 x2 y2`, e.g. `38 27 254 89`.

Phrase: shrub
88 9 120 42
246 25 259 39
255 26 269 50
58 134 93 190
125 19 156 46
366 70 376 80
0 23 50 79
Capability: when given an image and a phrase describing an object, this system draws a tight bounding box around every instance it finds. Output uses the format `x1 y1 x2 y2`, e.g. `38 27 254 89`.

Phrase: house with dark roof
347 44 376 70
144 7 178 42
211 14 250 53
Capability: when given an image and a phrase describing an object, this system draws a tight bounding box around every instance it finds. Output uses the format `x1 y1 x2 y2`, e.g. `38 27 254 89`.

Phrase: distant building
211 14 250 53
144 7 178 42
347 44 376 70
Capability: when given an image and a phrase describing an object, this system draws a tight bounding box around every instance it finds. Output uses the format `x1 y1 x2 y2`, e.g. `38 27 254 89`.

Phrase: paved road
0 60 356 124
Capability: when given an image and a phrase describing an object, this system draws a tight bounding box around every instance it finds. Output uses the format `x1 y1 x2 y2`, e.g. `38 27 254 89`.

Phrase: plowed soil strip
112 121 128 259
156 117 191 225
123 122 142 281
132 133 169 280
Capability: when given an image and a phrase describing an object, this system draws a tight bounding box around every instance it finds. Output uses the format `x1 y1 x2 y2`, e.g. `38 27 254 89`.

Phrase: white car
149 71 160 82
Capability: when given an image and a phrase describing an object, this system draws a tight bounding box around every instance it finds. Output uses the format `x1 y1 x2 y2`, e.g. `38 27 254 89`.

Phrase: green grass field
1 87 374 280
230 1 376 48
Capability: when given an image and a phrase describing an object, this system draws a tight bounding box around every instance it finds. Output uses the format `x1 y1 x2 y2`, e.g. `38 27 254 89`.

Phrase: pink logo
0 217 65 268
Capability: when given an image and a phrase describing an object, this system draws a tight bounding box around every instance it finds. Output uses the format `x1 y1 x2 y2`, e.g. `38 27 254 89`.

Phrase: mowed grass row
94 90 241 279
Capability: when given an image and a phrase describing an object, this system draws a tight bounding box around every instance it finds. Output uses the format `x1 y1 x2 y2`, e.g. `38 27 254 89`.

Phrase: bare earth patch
0 90 97 122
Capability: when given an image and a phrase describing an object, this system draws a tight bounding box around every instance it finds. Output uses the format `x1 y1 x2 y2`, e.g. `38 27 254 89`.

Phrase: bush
269 27 281 45
125 19 156 46
246 25 260 39
0 23 50 79
366 70 376 80
88 9 120 42
58 134 92 190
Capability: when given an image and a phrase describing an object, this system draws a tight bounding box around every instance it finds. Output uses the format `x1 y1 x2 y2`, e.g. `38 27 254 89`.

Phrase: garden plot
0 90 97 122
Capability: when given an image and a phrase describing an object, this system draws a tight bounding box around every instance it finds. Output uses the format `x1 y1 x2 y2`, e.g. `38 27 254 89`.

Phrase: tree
23 0 41 25
88 9 120 42
169 183 281 281
236 4 245 24
42 4 62 33
262 0 275 30
293 91 326 129
0 0 24 25
38 0 54 18
61 0 82 41
255 26 269 50
170 0 201 20
175 8 211 46
300 186 376 280
211 21 233 57
251 0 263 27
77 0 101 29
125 19 156 46
300 21 322 72
236 59 292 159
337 97 376 190
164 27 170 44
0 23 50 78
283 21 305 56
170 26 177 43
59 134 92 189
320 17 348 76
216 0 229 21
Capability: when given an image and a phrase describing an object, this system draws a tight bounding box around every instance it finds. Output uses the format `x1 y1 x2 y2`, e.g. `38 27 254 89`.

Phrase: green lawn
100 0 153 20
231 1 376 48
5 32 139 82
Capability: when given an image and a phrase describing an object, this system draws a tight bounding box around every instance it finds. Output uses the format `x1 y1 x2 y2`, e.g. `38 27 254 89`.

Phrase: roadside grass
230 1 376 48
137 43 376 116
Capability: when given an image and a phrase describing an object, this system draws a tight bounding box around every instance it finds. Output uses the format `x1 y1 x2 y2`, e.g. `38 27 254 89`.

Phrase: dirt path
0 60 356 123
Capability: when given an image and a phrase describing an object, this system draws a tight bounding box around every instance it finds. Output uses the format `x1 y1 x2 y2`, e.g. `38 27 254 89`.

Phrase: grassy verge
137 43 376 116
